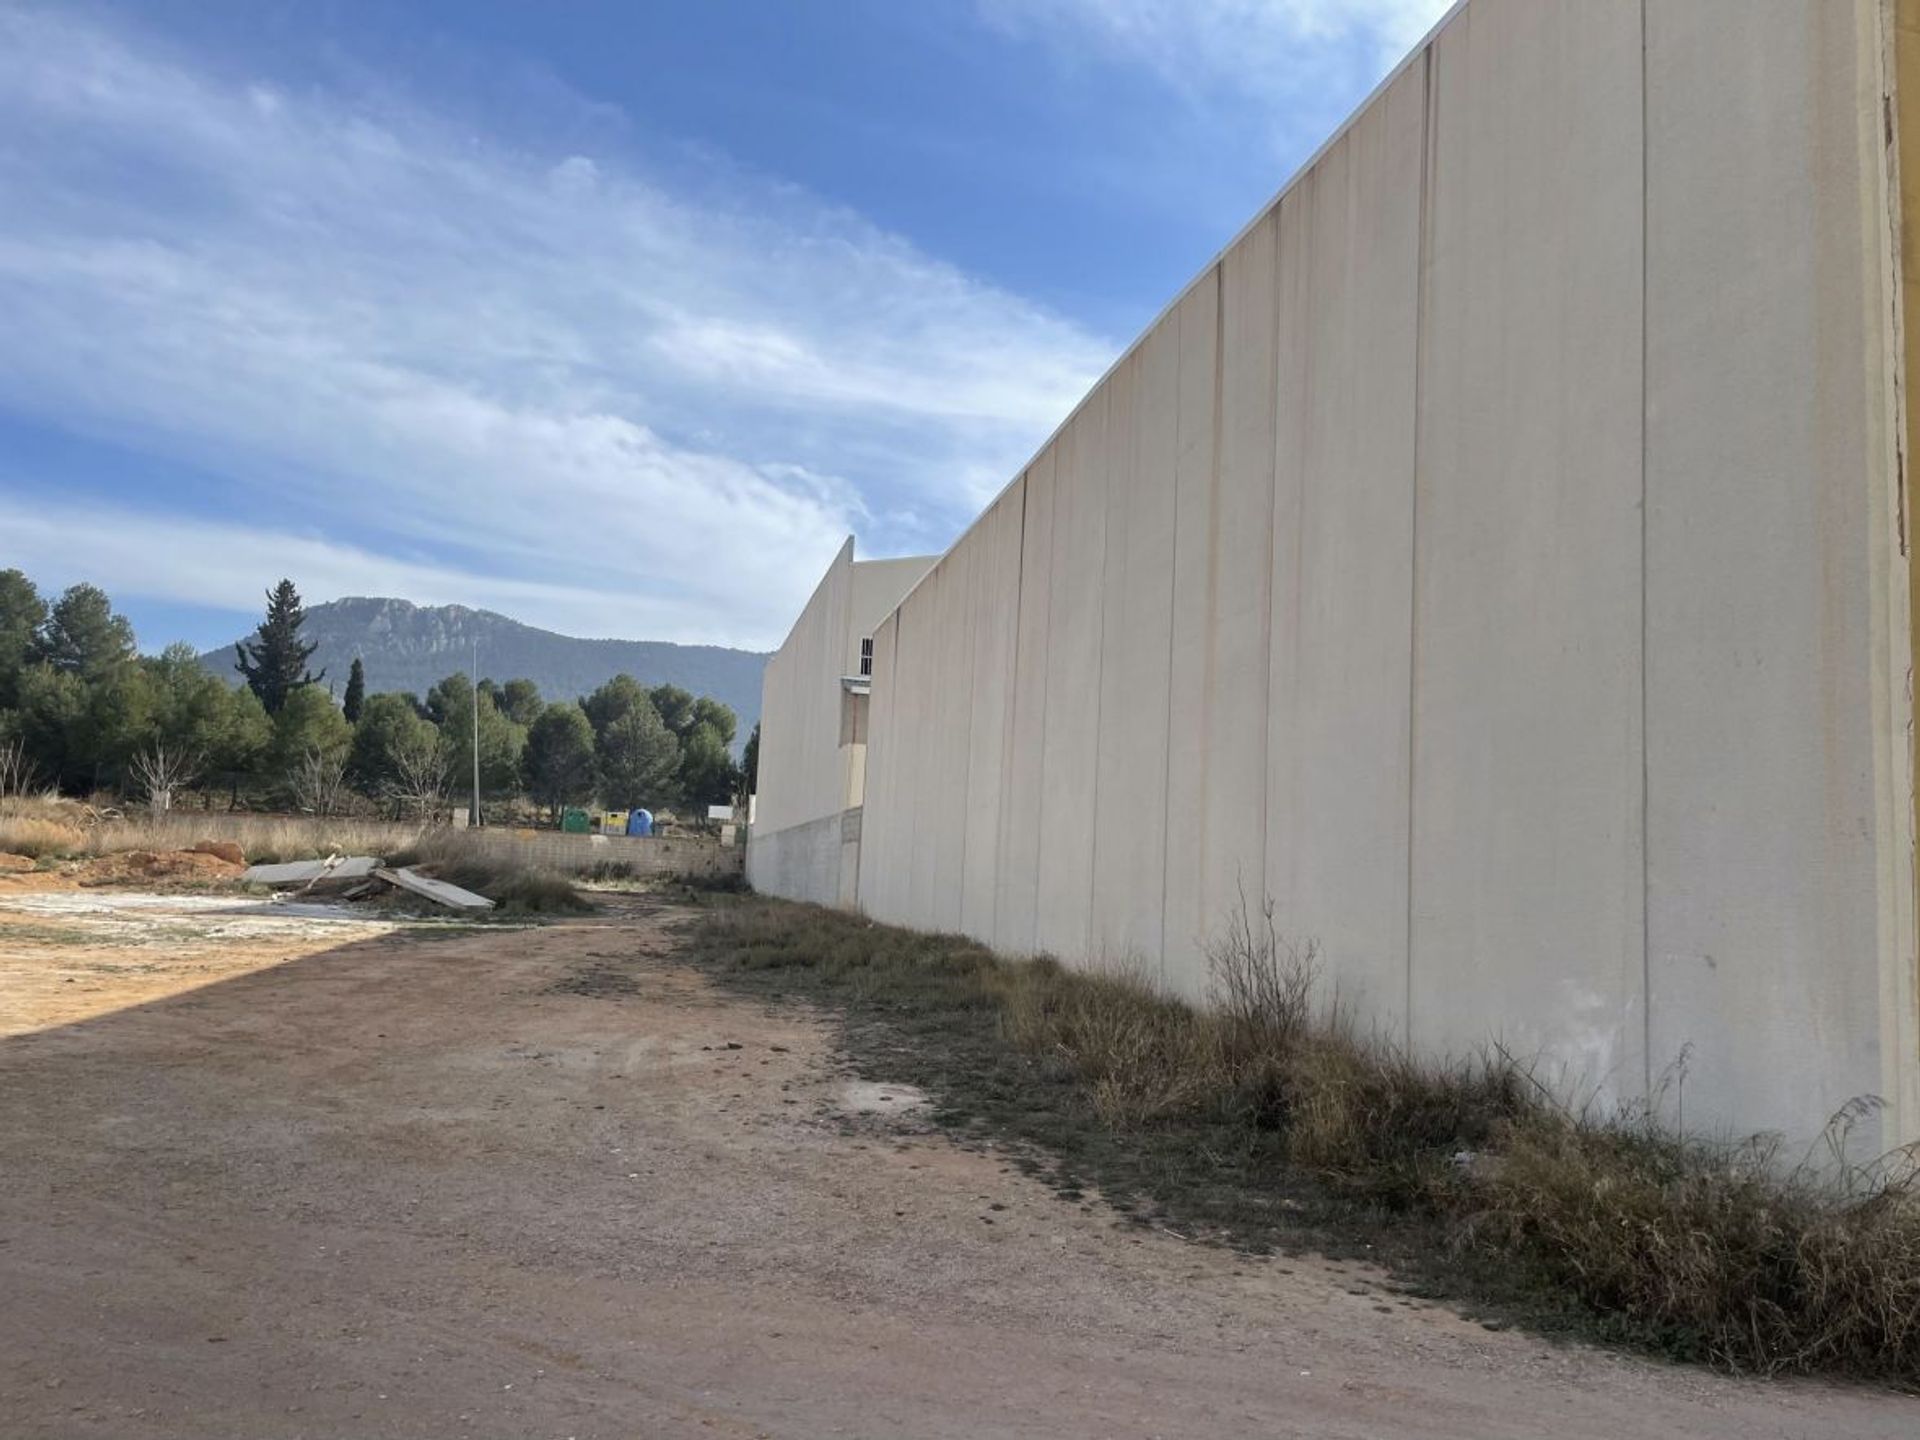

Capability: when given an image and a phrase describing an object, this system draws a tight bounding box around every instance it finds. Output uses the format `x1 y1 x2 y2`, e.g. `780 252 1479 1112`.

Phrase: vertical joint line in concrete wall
1158 303 1186 983
1087 402 1113 954
1638 0 1653 1100
955 565 974 934
1041 467 1059 944
1404 43 1434 1056
1257 214 1281 935
998 477 1031 946
1285 178 1313 909
1201 254 1226 917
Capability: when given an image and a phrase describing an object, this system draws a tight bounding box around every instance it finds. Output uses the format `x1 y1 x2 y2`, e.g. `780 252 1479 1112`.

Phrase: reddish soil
0 890 1913 1438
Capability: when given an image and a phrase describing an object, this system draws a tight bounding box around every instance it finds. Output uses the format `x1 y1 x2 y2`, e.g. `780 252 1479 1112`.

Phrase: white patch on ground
1 892 263 916
0 891 403 945
836 1081 930 1116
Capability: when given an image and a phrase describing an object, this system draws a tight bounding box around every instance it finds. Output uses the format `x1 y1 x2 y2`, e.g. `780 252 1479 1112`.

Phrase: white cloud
0 497 737 644
980 0 1454 121
0 7 1114 648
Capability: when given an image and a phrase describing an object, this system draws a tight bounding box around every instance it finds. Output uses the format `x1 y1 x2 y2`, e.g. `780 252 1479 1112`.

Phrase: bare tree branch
385 728 451 821
0 737 42 801
288 746 348 817
131 742 200 813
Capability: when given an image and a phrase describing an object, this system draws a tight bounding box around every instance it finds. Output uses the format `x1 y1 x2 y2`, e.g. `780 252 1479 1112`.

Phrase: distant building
747 540 935 907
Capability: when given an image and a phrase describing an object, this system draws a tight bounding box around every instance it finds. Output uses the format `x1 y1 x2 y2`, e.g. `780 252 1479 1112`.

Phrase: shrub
1463 1106 1920 1372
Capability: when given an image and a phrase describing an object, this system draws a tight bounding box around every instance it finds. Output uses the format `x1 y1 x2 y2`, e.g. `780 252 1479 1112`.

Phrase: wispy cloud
987 0 1453 80
980 0 1453 153
0 6 1113 648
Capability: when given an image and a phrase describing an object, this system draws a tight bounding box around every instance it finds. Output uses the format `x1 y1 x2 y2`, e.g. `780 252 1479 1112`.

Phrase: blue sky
0 0 1450 653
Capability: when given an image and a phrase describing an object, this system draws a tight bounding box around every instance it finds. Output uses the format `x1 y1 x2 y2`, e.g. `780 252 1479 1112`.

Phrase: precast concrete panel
1091 328 1181 970
1162 273 1224 994
961 482 1026 940
930 546 977 933
1644 0 1903 1145
860 614 903 921
1408 0 1647 1099
880 604 919 925
995 450 1058 955
1036 394 1111 960
1191 209 1280 988
1090 355 1140 964
900 580 942 926
1264 59 1425 1037
1265 179 1314 1002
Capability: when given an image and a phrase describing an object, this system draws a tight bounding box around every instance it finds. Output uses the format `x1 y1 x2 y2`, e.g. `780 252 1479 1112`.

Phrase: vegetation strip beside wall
685 895 1920 1382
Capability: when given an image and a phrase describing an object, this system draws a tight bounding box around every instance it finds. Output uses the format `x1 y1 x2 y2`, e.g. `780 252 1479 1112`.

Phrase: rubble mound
80 850 246 886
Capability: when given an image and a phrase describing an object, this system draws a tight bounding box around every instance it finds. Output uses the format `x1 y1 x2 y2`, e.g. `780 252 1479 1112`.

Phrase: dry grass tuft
0 815 87 858
0 795 425 866
1000 959 1220 1127
1464 1107 1920 1373
87 813 425 864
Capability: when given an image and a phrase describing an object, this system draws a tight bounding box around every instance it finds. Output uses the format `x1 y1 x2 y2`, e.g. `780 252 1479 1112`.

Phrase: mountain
203 597 769 742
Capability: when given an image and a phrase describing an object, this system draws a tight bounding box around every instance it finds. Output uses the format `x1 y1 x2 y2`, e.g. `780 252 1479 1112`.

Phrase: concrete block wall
745 808 862 907
468 829 742 879
852 0 1920 1153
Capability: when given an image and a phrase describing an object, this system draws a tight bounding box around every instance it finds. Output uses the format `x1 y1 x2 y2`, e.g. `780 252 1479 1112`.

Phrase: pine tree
235 579 323 716
524 703 597 820
597 699 678 809
0 568 48 708
342 657 366 724
36 583 135 680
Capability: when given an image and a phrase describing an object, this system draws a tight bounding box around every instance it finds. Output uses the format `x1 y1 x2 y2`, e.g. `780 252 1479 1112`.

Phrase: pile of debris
238 854 494 912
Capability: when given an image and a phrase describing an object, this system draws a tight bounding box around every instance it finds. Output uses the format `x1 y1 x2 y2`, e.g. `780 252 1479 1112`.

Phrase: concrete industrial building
747 540 936 907
751 0 1920 1154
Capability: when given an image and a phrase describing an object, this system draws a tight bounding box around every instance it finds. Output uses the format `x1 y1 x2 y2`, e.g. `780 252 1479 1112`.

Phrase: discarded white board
373 867 495 911
240 856 381 886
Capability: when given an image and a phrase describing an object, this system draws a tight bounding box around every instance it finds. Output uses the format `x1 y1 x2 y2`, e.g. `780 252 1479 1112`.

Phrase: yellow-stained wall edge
1892 0 1920 1139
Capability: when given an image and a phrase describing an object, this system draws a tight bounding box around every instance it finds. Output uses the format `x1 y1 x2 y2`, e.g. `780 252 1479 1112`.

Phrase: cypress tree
342 657 366 724
235 579 324 716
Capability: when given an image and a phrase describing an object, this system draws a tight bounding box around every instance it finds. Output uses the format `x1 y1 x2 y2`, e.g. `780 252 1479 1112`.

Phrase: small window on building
859 636 873 677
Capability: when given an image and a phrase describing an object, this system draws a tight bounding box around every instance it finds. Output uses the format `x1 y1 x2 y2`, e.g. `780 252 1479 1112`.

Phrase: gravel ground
0 888 1912 1438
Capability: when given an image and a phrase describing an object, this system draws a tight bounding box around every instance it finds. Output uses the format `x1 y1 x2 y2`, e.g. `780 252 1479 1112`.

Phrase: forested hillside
0 573 758 821
196 597 768 746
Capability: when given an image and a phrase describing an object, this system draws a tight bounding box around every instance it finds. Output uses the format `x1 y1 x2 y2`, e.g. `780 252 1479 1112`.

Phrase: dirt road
0 888 1912 1438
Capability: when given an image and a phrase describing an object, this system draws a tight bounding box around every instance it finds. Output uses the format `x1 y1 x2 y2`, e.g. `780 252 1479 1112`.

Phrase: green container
560 807 591 834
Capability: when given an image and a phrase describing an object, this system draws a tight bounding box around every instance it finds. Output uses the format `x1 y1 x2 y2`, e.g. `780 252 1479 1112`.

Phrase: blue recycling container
627 808 653 837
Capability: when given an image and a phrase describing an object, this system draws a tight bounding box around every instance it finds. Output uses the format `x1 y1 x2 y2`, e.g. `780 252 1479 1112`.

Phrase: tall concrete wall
850 0 1920 1151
